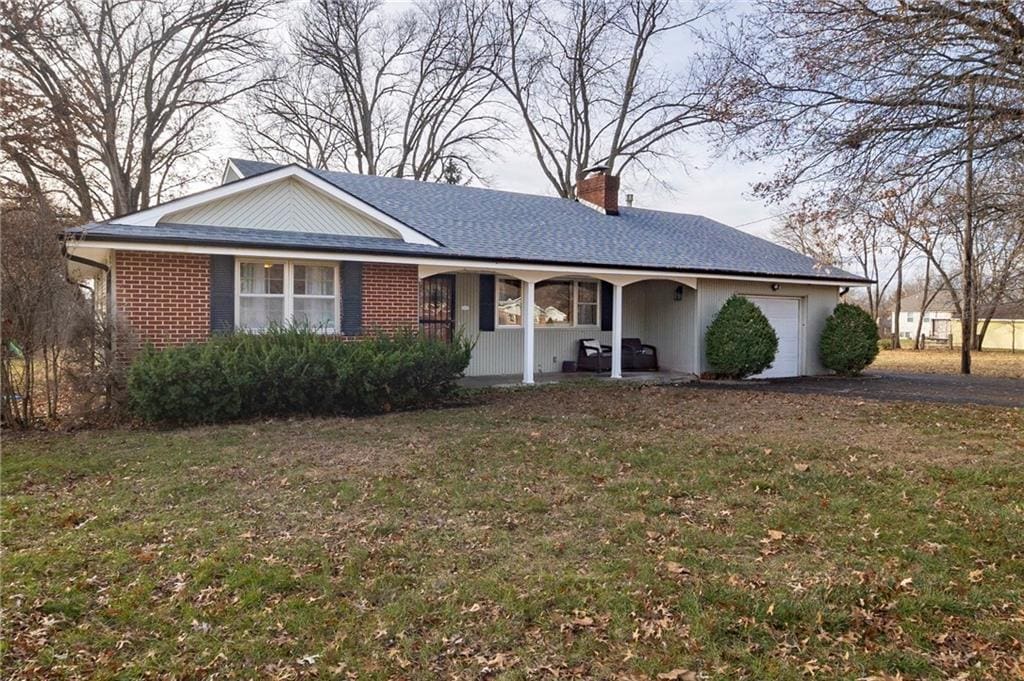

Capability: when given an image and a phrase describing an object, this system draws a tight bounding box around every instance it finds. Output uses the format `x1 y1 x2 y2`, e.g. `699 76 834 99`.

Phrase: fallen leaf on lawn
665 561 691 576
968 569 984 583
658 669 697 680
766 529 785 541
793 463 810 472
898 577 913 589
763 448 773 455
572 615 594 627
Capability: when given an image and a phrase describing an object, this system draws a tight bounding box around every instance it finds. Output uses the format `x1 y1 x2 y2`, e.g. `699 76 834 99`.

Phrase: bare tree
859 186 936 348
773 185 925 329
714 0 1024 372
970 168 1024 349
771 201 844 269
236 59 355 170
894 167 1024 353
1 200 92 425
493 0 724 197
912 261 937 349
239 0 506 182
1 0 277 220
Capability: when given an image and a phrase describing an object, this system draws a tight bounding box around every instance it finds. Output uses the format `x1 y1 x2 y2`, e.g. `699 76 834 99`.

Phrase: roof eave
63 230 872 286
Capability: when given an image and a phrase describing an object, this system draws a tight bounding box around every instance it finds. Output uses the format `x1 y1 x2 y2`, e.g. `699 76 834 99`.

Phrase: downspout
61 243 112 318
62 243 116 380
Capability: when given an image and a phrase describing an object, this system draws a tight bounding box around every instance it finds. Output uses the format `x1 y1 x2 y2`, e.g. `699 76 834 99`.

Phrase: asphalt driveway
693 371 1023 408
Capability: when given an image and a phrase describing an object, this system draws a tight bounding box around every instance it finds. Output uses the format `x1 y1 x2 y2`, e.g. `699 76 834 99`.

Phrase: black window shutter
341 261 363 336
600 281 613 331
479 274 495 332
210 255 235 333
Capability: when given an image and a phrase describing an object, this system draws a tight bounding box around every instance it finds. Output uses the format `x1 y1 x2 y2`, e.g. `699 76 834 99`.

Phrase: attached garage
747 296 802 379
696 280 836 378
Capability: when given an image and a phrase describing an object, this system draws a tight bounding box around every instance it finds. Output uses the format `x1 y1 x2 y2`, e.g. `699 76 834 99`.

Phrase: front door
419 274 456 342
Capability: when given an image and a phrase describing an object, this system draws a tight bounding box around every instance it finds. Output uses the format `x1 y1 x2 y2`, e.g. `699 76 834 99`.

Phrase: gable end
162 177 400 239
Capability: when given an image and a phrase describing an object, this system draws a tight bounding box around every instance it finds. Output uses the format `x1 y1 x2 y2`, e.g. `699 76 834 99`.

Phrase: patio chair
622 338 659 371
577 338 611 372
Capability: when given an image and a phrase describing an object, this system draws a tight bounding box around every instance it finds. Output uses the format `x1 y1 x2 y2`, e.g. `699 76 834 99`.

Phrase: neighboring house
951 302 1024 352
892 293 955 344
895 293 1024 351
63 160 868 382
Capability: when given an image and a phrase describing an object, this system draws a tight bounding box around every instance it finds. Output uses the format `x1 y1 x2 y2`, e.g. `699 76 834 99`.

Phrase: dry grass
873 348 1024 379
3 384 1023 679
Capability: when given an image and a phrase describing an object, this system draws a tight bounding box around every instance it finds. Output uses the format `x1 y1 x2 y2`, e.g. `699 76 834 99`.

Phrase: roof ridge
212 157 865 282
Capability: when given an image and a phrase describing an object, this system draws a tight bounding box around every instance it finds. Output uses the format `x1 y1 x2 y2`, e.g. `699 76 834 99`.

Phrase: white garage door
748 297 801 379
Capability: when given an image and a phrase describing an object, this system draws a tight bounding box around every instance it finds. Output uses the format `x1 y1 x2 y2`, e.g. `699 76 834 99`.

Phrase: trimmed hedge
127 328 473 424
820 303 879 376
705 295 779 379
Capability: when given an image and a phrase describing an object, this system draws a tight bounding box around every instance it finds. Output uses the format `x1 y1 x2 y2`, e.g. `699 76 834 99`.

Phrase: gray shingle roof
72 158 866 282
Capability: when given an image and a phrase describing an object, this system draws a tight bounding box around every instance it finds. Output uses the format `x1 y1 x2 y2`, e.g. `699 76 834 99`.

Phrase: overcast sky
219 0 783 239
481 142 782 239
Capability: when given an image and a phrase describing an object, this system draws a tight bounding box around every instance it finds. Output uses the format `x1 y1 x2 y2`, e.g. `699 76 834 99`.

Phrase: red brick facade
114 250 211 349
362 263 420 333
113 252 420 350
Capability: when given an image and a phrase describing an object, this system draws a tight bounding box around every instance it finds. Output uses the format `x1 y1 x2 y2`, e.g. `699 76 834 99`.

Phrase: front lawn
873 348 1024 378
3 385 1022 679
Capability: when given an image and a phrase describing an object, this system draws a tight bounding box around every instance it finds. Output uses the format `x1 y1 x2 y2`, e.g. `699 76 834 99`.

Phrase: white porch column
523 279 535 384
611 283 623 378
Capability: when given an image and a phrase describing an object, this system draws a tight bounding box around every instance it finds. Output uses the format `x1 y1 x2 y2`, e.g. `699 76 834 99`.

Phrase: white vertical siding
634 280 696 373
455 273 649 377
695 279 839 375
163 178 399 238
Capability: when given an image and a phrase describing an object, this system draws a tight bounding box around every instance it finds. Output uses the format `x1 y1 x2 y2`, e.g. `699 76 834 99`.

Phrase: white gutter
66 238 870 288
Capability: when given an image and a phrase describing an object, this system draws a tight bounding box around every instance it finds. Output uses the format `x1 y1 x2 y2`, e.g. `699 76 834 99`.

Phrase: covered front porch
418 263 700 383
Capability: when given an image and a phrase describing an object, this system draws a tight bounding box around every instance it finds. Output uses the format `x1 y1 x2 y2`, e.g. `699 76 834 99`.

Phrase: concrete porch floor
460 370 695 389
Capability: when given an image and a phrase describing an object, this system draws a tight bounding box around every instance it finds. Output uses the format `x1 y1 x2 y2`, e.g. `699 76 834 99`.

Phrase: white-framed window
236 259 339 332
575 281 599 326
497 278 523 327
496 278 600 329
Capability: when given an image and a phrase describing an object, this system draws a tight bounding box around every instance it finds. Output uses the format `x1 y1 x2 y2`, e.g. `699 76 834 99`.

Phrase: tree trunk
892 253 904 349
914 260 930 350
892 297 901 349
975 304 998 351
960 82 975 374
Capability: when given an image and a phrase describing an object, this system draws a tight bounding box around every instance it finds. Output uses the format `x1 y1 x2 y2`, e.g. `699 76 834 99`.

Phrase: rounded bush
819 303 880 376
127 327 473 424
705 295 779 379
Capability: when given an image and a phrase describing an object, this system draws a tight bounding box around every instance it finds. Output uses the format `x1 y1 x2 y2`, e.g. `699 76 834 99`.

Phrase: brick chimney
576 165 619 215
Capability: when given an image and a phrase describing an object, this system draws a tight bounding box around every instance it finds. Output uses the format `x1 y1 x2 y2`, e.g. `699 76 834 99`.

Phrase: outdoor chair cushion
577 338 612 372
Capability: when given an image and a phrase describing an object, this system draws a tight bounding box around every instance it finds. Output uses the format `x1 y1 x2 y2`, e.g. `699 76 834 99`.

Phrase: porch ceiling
417 263 697 289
